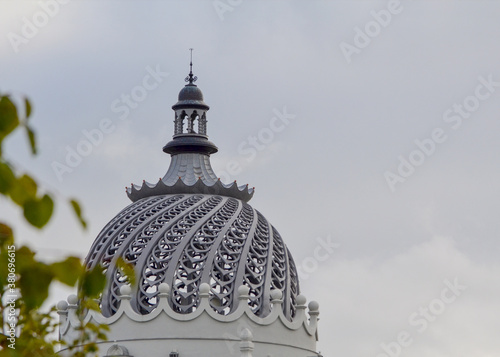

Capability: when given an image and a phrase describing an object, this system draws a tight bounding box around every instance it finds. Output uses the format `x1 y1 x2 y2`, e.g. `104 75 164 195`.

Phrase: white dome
59 66 320 357
84 194 300 320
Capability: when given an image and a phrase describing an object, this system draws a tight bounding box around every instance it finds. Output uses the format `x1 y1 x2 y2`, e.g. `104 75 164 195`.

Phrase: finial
185 48 198 84
190 48 193 72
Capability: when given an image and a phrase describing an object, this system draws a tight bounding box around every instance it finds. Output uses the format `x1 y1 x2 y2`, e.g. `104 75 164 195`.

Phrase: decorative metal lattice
84 194 300 320
105 195 205 315
208 202 254 314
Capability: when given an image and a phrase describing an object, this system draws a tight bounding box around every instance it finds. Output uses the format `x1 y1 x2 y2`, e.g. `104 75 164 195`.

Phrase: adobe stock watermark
4 245 18 350
7 0 70 54
213 0 243 21
216 106 296 183
340 0 403 64
51 65 169 182
384 74 500 192
295 235 340 280
376 277 466 357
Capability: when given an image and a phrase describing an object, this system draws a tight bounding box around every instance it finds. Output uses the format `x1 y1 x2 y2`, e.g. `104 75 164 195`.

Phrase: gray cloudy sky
1 1 500 356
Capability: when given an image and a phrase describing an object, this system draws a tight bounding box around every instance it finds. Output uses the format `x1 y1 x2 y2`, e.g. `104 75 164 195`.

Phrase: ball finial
158 283 170 294
67 294 78 305
119 285 132 296
199 283 210 294
296 294 307 306
240 328 253 341
237 285 250 297
270 289 282 300
308 300 319 312
57 300 69 311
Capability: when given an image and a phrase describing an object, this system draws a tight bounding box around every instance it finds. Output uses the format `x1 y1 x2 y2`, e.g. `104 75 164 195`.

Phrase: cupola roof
126 52 253 202
172 52 209 110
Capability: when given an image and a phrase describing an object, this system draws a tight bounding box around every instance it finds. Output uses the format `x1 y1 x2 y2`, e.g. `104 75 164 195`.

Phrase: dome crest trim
58 283 319 350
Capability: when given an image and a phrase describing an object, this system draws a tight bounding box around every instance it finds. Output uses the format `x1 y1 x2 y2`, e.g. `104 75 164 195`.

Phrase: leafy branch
0 93 105 356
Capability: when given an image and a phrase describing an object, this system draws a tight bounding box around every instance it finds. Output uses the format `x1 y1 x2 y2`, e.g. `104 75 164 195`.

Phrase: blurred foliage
0 93 105 356
116 257 136 288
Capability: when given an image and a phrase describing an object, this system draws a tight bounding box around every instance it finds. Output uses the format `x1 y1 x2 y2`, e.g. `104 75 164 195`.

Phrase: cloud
306 235 500 356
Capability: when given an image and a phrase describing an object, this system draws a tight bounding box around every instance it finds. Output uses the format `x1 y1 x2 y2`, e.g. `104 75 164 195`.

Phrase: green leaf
0 95 19 144
14 245 36 272
25 125 37 155
0 345 20 357
70 198 87 229
0 161 16 194
116 257 136 287
50 256 83 286
19 262 54 309
0 224 14 286
10 174 37 206
79 266 106 298
83 298 101 312
24 97 32 119
0 222 14 247
23 194 54 228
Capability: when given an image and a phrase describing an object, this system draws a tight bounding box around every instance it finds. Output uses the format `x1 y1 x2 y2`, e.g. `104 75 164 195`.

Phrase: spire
165 54 215 154
125 58 254 203
185 48 197 84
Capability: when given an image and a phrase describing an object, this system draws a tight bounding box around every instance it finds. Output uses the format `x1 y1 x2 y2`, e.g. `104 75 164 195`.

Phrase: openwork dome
61 55 320 357
84 193 300 319
83 61 301 322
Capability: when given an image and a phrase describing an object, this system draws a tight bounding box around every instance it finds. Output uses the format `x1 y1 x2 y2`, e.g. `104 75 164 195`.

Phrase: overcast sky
1 1 500 356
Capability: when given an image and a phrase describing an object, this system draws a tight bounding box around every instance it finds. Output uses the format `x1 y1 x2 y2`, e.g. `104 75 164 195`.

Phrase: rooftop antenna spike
185 48 197 84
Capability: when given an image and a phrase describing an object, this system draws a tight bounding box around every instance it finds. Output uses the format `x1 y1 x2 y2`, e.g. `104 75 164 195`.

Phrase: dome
179 84 203 101
172 84 209 110
63 61 320 357
84 193 300 320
